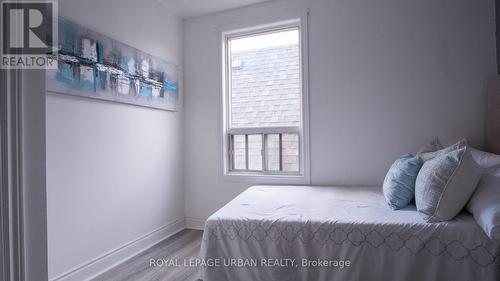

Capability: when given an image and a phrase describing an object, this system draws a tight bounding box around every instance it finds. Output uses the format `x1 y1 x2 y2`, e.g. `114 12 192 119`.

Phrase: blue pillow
383 154 424 210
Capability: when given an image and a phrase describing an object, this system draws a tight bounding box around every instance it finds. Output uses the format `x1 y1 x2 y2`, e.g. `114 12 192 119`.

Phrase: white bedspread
200 185 500 281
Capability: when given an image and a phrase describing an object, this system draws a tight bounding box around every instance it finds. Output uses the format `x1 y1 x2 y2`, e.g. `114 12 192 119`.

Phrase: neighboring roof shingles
230 44 301 128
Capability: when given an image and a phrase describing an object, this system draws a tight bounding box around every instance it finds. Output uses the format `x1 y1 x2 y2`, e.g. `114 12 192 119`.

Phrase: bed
200 185 500 281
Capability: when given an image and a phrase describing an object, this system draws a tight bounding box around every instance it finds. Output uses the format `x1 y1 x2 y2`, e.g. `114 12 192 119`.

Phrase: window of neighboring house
222 18 308 179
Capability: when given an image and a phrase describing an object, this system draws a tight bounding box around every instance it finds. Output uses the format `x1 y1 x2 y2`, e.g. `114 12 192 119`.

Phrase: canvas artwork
46 18 179 111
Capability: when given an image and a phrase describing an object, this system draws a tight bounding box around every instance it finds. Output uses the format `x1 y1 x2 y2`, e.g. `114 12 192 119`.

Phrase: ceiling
156 0 273 19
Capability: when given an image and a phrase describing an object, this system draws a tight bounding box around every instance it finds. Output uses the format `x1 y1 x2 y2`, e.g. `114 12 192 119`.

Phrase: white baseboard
185 217 206 230
50 218 185 281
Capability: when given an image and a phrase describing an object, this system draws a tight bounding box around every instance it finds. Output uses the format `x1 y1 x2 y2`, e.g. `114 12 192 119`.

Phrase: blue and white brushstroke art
46 18 179 111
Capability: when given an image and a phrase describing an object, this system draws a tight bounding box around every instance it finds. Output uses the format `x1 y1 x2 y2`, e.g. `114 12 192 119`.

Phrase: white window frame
219 12 310 184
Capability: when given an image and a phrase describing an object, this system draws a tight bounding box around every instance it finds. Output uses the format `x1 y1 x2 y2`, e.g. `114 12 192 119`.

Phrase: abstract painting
46 18 179 111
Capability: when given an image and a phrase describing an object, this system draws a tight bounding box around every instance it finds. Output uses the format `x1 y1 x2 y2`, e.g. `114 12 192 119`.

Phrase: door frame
1 68 48 281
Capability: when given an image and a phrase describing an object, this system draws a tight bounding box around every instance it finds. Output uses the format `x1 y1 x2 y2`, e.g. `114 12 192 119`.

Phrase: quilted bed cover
200 185 500 281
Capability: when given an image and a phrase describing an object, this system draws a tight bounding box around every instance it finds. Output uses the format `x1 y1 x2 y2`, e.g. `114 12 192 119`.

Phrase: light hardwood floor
91 229 203 281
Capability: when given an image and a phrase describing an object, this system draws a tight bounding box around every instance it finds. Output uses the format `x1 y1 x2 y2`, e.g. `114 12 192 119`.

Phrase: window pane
229 29 301 128
232 135 246 170
282 134 299 172
266 134 280 171
248 134 262 171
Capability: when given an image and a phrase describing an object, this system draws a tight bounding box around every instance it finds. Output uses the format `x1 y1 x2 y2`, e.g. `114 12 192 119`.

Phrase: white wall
183 0 496 222
46 0 183 279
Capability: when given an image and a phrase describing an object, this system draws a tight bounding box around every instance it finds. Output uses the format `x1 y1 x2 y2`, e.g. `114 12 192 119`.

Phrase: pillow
383 154 424 210
418 138 467 162
417 138 443 154
466 168 500 242
469 147 500 174
415 146 482 222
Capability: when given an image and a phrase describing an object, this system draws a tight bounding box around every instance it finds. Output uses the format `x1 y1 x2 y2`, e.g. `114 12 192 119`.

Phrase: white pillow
418 139 467 162
415 146 482 222
469 147 500 174
466 168 500 242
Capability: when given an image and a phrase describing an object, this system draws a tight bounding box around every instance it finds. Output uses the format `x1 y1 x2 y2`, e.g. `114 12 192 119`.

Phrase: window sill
220 172 308 185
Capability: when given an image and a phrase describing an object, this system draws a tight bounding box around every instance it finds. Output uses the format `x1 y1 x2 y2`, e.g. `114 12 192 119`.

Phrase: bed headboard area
488 76 500 154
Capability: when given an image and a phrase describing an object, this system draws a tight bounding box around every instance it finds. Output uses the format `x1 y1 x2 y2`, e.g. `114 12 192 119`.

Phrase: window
222 18 308 179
